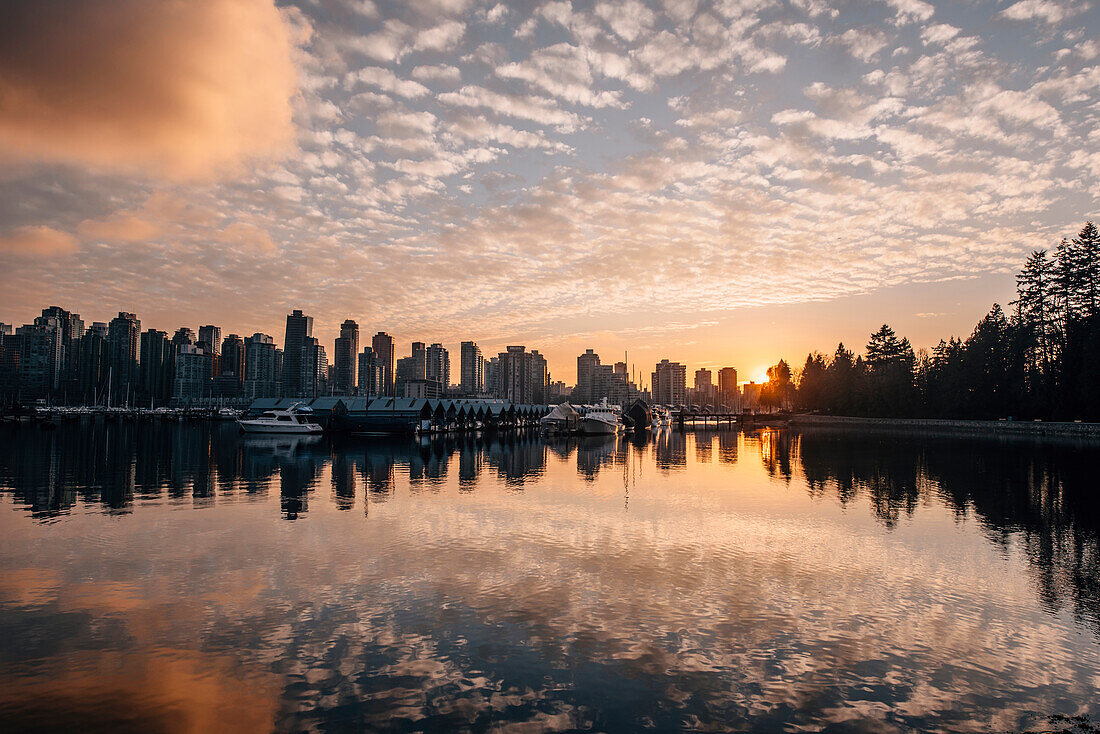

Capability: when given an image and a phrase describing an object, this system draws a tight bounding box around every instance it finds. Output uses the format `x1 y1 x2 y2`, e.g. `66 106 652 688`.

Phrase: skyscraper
139 329 171 405
75 325 108 403
357 347 381 396
171 327 196 347
426 343 449 390
107 312 141 403
221 334 245 377
528 350 549 404
300 337 327 398
282 309 313 396
333 319 359 395
497 346 536 403
576 349 600 403
395 342 426 398
460 341 483 395
718 367 738 407
694 368 714 405
198 325 221 355
372 332 394 396
40 306 83 389
244 333 277 399
17 319 62 398
652 360 686 406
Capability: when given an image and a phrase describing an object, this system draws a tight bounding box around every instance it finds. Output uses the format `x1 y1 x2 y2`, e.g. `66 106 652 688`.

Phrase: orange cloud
0 225 79 256
0 0 300 180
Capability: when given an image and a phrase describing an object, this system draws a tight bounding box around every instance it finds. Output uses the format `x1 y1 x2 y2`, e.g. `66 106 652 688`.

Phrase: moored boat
238 404 323 434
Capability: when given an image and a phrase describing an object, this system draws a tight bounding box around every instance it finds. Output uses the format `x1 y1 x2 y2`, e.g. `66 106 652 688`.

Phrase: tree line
787 221 1100 421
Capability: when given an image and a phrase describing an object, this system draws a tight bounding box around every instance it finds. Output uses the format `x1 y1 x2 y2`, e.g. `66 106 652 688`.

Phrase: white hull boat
580 401 623 435
238 404 323 434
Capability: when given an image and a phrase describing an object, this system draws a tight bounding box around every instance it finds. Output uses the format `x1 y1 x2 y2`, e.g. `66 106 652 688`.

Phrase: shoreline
789 414 1100 441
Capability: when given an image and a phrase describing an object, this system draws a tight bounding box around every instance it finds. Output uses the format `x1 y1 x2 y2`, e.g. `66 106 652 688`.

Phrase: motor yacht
238 404 323 434
580 400 623 435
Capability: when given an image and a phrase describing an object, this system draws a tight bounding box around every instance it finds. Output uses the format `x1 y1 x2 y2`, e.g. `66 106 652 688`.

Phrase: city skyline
1 0 1096 385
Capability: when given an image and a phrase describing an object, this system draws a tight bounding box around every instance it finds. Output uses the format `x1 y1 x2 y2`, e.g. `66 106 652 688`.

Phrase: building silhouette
357 347 382 396
652 359 686 405
460 341 483 395
333 319 359 395
576 348 599 403
139 329 171 405
718 367 739 407
426 343 449 391
107 312 141 404
372 332 395 396
244 333 277 399
281 309 313 397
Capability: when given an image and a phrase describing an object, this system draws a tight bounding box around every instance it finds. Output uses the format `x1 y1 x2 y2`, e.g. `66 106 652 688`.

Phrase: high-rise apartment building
17 320 62 398
75 325 108 402
220 334 245 377
652 359 687 405
139 329 171 405
357 347 382 396
332 319 359 395
718 367 738 407
171 327 195 347
107 312 141 402
300 337 328 398
198 325 221 355
282 309 313 396
460 341 483 394
426 343 449 390
40 306 83 389
244 333 277 399
576 349 600 404
372 332 395 396
694 368 714 405
173 344 211 403
395 342 427 398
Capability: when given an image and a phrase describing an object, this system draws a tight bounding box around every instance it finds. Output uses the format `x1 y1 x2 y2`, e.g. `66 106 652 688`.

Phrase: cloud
0 226 79 257
882 0 934 24
594 0 656 43
1000 0 1078 24
0 0 300 180
348 66 431 98
836 28 891 62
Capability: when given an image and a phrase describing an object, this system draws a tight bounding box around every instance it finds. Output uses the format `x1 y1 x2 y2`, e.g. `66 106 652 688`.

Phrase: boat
651 406 671 429
237 404 323 434
540 403 581 435
579 400 623 435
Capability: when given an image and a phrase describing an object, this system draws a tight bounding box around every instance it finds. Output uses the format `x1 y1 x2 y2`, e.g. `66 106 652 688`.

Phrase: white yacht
651 406 672 429
238 404 323 434
580 400 623 435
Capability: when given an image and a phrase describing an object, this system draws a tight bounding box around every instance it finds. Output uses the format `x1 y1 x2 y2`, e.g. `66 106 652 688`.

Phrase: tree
1013 250 1058 392
864 325 915 416
761 359 793 410
796 352 828 411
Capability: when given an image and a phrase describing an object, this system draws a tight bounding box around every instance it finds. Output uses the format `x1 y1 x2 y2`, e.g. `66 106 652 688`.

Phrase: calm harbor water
0 422 1098 733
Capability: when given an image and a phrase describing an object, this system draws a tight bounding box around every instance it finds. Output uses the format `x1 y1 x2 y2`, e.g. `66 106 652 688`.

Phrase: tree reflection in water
1 421 1099 731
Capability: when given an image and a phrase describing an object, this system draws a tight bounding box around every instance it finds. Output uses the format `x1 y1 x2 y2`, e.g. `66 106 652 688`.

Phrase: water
0 422 1098 733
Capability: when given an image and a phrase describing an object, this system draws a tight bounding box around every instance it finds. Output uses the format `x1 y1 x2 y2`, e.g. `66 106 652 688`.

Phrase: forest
774 221 1100 421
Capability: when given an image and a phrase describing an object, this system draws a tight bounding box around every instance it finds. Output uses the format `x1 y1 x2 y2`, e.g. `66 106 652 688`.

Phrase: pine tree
1013 250 1057 377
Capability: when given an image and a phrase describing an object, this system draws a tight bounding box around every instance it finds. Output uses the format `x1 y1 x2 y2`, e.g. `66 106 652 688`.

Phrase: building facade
652 359 687 405
372 332 395 396
281 309 313 397
333 319 359 395
460 341 483 395
244 333 277 399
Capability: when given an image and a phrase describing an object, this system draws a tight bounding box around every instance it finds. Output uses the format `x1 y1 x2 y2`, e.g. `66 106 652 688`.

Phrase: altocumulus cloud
0 0 300 180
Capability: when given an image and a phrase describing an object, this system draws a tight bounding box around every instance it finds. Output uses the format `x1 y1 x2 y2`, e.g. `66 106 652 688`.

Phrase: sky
0 0 1097 385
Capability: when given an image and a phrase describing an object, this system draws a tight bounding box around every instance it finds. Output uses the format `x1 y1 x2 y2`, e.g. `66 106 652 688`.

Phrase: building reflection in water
1 422 1100 730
